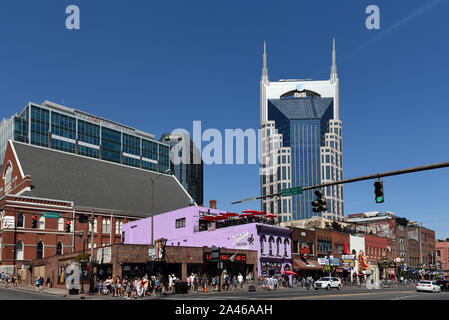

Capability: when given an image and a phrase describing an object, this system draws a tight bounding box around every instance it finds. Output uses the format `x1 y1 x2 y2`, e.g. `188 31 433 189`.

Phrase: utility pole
89 209 95 294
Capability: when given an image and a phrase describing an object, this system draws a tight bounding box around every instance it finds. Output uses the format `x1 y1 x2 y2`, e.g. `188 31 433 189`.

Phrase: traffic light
312 189 327 212
78 214 89 223
31 216 38 228
65 221 71 233
374 180 384 203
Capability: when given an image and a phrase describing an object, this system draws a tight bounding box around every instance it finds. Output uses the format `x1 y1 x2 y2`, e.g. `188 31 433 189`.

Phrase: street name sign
43 212 61 219
281 187 303 197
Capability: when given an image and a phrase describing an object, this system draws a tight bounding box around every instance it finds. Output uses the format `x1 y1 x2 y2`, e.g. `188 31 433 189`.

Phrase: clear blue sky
1 0 449 238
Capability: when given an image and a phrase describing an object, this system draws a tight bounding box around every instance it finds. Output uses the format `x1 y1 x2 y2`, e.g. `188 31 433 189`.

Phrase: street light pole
151 169 171 245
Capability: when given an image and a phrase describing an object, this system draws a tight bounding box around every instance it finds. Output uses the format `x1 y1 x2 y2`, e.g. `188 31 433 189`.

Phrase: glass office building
268 97 338 220
0 101 170 173
160 133 203 206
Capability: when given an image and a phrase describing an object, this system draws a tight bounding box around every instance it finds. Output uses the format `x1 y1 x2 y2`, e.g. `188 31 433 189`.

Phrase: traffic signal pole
231 160 449 204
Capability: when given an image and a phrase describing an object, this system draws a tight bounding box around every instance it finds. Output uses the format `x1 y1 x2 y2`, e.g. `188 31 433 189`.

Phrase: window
268 236 274 256
436 250 441 257
16 241 24 260
284 238 289 257
115 221 123 234
176 217 186 229
37 241 44 259
89 218 98 233
102 219 111 233
3 163 12 185
260 236 266 254
38 216 45 230
17 213 24 228
56 242 63 255
276 237 281 256
58 218 64 231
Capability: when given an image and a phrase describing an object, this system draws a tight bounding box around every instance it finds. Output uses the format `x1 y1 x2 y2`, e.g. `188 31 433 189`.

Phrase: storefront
28 244 258 289
292 257 324 279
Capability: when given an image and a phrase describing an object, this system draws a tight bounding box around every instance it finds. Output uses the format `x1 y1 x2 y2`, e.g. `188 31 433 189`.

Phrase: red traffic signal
31 216 38 228
65 220 71 233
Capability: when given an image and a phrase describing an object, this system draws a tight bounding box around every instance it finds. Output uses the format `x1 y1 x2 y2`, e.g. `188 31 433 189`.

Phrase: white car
416 281 441 293
314 277 342 290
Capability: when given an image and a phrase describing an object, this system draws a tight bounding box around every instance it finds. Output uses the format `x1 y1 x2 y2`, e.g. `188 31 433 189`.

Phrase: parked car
416 280 441 293
435 280 449 292
314 277 341 290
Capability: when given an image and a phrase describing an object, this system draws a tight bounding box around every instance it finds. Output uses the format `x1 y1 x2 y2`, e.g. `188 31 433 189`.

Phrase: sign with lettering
204 252 246 262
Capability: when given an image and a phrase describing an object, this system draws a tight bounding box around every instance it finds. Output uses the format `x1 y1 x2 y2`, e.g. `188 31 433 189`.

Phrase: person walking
34 277 40 291
238 273 243 289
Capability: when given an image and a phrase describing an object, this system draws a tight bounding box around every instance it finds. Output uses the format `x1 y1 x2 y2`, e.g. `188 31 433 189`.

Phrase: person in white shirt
237 273 243 289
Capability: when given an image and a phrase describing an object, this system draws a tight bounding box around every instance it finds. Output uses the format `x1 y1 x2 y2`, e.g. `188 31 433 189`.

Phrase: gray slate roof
268 97 333 120
12 142 193 217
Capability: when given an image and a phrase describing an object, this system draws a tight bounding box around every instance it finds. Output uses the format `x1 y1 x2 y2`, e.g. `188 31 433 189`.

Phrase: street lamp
151 169 172 245
78 230 91 294
328 250 332 277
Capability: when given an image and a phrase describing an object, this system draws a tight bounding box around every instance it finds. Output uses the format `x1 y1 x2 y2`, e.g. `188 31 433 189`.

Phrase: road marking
266 290 413 300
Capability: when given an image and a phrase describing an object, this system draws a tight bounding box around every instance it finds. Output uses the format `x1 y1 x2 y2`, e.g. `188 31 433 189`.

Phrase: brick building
436 239 449 279
0 140 193 275
26 244 258 288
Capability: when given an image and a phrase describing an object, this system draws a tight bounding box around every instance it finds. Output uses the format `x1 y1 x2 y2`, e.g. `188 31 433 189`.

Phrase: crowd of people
95 272 249 298
0 272 23 288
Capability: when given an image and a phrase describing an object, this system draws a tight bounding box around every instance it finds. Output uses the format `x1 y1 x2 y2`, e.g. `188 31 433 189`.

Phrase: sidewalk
6 284 69 296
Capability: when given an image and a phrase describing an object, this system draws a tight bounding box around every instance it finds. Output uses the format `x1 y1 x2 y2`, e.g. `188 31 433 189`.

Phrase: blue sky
1 0 449 238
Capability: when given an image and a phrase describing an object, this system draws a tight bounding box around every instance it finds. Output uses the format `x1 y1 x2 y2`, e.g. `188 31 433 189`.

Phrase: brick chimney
209 200 217 209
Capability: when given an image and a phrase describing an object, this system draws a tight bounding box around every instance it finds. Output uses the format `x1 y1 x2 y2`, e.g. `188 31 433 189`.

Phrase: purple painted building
122 206 292 277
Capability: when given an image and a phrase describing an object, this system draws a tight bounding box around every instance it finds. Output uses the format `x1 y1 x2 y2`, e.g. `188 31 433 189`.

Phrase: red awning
292 258 324 271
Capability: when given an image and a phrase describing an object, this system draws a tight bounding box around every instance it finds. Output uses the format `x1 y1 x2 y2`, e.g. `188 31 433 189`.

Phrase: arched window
16 241 24 260
89 218 98 233
37 241 44 259
17 213 24 228
102 219 111 233
260 236 266 254
115 221 123 234
276 237 282 256
268 236 274 256
58 218 64 231
56 242 63 255
38 216 45 230
284 238 289 257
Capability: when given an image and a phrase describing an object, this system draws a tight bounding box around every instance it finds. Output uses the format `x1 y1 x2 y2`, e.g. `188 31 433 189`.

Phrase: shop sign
342 254 355 260
318 258 329 265
261 261 282 268
232 231 255 249
331 258 340 266
148 248 157 261
204 252 247 262
342 260 354 270
97 246 111 264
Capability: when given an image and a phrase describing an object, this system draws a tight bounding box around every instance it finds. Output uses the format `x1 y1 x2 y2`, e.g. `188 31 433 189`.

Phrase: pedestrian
97 279 104 295
46 276 51 288
201 274 208 293
238 273 243 289
34 277 40 291
39 276 44 288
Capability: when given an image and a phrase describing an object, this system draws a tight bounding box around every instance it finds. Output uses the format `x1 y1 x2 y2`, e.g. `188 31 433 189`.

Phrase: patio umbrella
242 209 259 214
213 215 227 221
239 213 253 218
251 211 266 216
265 214 277 218
223 212 239 217
283 270 297 276
201 216 216 221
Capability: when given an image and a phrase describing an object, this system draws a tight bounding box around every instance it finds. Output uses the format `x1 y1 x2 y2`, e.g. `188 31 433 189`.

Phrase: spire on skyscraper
330 37 338 83
261 41 269 83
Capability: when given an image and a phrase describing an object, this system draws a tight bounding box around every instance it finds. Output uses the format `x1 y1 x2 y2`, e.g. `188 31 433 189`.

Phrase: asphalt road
0 285 448 300
163 286 449 301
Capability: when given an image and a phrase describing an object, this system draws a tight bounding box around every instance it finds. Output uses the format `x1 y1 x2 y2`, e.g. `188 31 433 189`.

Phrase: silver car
416 280 441 293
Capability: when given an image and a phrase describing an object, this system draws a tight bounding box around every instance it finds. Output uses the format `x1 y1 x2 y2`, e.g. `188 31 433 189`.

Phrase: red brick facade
0 141 139 274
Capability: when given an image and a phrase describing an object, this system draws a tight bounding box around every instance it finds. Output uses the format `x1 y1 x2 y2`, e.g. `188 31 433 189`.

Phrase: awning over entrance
292 258 324 271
